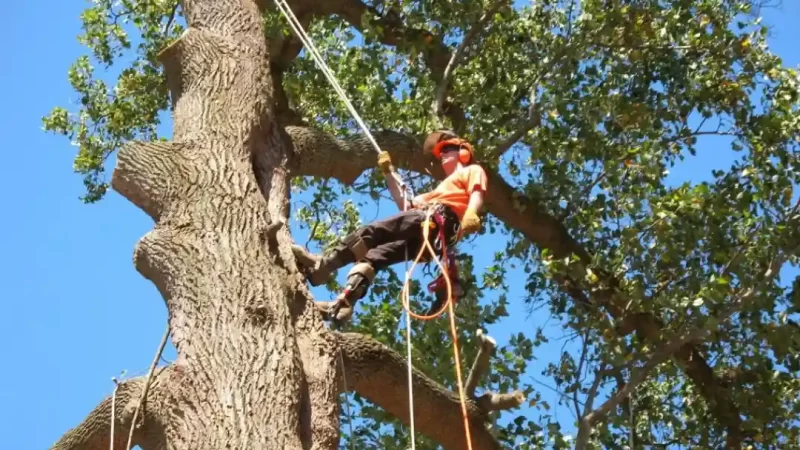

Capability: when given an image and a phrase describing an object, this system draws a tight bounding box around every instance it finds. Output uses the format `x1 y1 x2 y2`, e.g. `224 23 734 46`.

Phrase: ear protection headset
431 136 474 165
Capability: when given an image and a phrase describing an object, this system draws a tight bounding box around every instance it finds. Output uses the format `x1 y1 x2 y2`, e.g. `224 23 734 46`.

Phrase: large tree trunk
107 0 338 447
51 2 527 448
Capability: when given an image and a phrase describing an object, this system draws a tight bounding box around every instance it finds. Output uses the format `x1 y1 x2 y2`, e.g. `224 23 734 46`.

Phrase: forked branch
575 241 794 449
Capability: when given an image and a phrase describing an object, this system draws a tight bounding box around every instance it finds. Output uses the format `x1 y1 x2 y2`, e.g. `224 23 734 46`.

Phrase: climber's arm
466 189 484 214
376 151 410 210
386 170 412 210
459 166 487 236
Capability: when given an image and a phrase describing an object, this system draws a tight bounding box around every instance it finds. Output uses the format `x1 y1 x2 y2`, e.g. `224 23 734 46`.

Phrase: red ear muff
432 138 473 164
458 146 472 164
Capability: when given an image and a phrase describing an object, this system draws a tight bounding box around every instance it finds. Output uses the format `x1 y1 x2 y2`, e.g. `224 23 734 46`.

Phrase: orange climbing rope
400 207 474 450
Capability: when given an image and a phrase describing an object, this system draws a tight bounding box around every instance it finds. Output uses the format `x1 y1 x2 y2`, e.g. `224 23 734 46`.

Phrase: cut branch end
466 329 497 397
475 390 526 412
112 140 181 221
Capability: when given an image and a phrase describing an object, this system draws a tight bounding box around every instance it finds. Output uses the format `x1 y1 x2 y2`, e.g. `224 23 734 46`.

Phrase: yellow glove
377 151 393 173
460 209 481 236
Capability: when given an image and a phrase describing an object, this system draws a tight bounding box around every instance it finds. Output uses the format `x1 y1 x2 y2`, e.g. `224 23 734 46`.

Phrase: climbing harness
272 2 473 449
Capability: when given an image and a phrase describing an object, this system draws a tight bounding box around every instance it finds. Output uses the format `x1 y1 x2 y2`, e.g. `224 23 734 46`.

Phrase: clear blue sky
1 2 798 449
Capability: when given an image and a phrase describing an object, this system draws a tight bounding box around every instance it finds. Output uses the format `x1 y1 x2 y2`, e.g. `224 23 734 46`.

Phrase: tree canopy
45 0 800 448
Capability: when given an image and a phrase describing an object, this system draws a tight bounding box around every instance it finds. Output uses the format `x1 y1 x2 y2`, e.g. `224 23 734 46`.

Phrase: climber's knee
342 234 369 261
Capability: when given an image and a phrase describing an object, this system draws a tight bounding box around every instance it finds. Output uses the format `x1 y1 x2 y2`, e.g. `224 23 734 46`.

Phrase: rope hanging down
401 209 474 449
272 2 473 449
270 2 420 447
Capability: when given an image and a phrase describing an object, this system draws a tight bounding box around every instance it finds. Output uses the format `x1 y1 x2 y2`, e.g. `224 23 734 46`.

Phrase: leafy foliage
46 0 800 448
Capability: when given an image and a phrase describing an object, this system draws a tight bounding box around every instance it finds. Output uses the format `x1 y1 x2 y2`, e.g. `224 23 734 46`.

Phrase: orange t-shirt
414 164 488 219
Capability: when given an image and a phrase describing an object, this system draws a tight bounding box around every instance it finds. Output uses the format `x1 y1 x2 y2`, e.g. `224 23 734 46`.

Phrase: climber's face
440 148 460 174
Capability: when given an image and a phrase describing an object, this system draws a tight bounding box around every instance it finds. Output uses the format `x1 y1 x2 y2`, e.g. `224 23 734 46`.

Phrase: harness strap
420 204 462 298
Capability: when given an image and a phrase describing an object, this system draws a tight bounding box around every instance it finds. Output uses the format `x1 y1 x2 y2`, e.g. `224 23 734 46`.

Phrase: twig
125 325 170 450
559 167 607 221
432 0 508 123
573 330 591 420
491 116 540 158
110 378 119 450
587 40 695 51
163 1 180 36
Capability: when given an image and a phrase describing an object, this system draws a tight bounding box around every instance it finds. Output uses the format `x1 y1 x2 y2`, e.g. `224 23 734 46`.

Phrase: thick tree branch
337 331 523 450
50 367 173 450
284 124 742 438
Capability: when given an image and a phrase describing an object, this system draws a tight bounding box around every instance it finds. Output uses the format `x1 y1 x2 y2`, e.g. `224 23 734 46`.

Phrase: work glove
377 151 393 173
460 209 481 236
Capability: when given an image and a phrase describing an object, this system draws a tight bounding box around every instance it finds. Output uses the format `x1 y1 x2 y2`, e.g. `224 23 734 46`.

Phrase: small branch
162 1 180 36
491 117 540 158
578 231 796 447
587 40 695 51
559 167 608 221
573 330 592 420
465 329 496 397
125 325 170 450
432 0 507 123
575 363 609 449
490 85 540 158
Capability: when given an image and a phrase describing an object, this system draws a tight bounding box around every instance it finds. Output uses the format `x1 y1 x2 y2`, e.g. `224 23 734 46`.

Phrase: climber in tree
293 130 488 323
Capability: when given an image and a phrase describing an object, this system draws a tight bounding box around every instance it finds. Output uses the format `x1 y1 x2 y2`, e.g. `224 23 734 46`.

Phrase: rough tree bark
51 1 524 449
108 0 312 447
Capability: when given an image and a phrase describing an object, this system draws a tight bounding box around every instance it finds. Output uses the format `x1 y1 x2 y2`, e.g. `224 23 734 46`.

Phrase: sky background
1 1 799 449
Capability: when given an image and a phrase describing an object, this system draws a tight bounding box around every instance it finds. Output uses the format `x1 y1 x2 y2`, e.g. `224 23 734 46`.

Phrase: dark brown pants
335 206 460 271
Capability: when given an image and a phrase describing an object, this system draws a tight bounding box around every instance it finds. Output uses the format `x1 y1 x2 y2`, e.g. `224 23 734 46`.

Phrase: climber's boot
293 235 369 287
316 262 375 324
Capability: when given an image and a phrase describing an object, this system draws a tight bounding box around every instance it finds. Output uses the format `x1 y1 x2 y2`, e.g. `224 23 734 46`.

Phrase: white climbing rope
272 2 418 448
338 350 356 450
273 0 382 156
